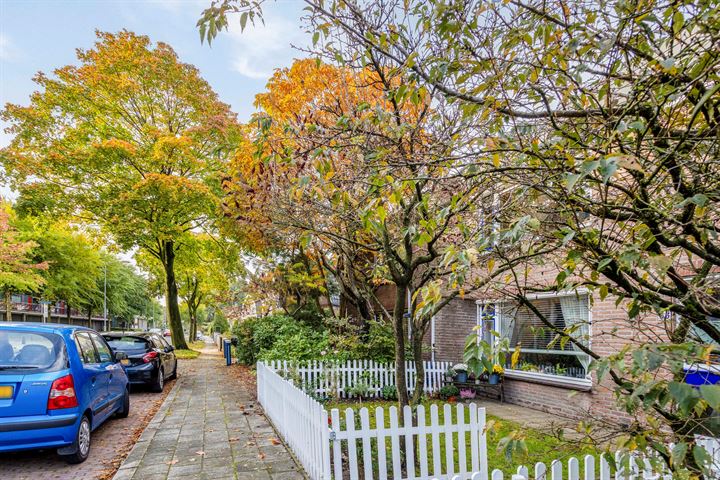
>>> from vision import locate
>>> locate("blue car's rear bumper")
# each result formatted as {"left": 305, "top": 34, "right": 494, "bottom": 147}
{"left": 0, "top": 412, "right": 79, "bottom": 452}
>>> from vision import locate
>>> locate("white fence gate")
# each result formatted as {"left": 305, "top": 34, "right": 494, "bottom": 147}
{"left": 267, "top": 359, "right": 453, "bottom": 399}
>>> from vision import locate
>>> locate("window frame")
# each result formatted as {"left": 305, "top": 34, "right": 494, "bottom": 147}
{"left": 75, "top": 331, "right": 101, "bottom": 365}
{"left": 476, "top": 290, "right": 593, "bottom": 391}
{"left": 88, "top": 332, "right": 114, "bottom": 363}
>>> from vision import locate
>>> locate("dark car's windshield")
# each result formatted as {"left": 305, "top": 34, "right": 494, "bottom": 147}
{"left": 103, "top": 336, "right": 150, "bottom": 353}
{"left": 0, "top": 329, "right": 67, "bottom": 374}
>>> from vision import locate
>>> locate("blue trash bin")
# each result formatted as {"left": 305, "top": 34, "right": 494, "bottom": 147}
{"left": 684, "top": 365, "right": 720, "bottom": 386}
{"left": 223, "top": 339, "right": 232, "bottom": 366}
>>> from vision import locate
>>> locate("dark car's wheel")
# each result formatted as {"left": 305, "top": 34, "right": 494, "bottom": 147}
{"left": 116, "top": 388, "right": 130, "bottom": 418}
{"left": 151, "top": 367, "right": 164, "bottom": 393}
{"left": 60, "top": 414, "right": 91, "bottom": 464}
{"left": 168, "top": 363, "right": 177, "bottom": 381}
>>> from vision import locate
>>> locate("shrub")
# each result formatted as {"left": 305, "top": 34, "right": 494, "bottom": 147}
{"left": 232, "top": 313, "right": 330, "bottom": 364}
{"left": 439, "top": 385, "right": 460, "bottom": 400}
{"left": 346, "top": 373, "right": 374, "bottom": 400}
{"left": 232, "top": 312, "right": 398, "bottom": 365}
{"left": 380, "top": 385, "right": 398, "bottom": 401}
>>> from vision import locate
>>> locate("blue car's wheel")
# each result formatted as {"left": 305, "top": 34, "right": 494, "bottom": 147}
{"left": 60, "top": 414, "right": 91, "bottom": 464}
{"left": 116, "top": 388, "right": 130, "bottom": 418}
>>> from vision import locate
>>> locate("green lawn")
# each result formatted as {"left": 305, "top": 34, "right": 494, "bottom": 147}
{"left": 327, "top": 399, "right": 595, "bottom": 474}
{"left": 174, "top": 348, "right": 201, "bottom": 359}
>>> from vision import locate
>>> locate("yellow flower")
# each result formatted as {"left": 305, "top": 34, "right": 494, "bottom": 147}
{"left": 492, "top": 364, "right": 504, "bottom": 374}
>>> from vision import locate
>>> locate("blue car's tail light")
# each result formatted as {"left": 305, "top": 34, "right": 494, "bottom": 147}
{"left": 48, "top": 374, "right": 78, "bottom": 410}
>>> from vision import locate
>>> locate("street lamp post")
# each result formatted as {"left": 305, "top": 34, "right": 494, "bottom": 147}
{"left": 103, "top": 264, "right": 108, "bottom": 332}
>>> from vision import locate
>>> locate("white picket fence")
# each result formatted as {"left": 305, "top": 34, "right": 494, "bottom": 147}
{"left": 267, "top": 359, "right": 453, "bottom": 399}
{"left": 257, "top": 361, "right": 331, "bottom": 479}
{"left": 258, "top": 360, "right": 720, "bottom": 480}
{"left": 258, "top": 361, "right": 488, "bottom": 480}
{"left": 330, "top": 402, "right": 488, "bottom": 480}
{"left": 489, "top": 453, "right": 671, "bottom": 480}
{"left": 440, "top": 446, "right": 720, "bottom": 480}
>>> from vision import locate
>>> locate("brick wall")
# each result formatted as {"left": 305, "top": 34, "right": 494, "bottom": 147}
{"left": 429, "top": 298, "right": 476, "bottom": 362}
{"left": 502, "top": 379, "right": 593, "bottom": 418}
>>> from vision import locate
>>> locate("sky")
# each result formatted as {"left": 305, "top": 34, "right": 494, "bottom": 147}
{"left": 0, "top": 0, "right": 311, "bottom": 199}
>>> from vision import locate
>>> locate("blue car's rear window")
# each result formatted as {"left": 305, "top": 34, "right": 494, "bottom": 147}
{"left": 0, "top": 330, "right": 67, "bottom": 374}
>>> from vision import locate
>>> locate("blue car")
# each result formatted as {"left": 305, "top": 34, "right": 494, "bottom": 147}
{"left": 0, "top": 323, "right": 130, "bottom": 463}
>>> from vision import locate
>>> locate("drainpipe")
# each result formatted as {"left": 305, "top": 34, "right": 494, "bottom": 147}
{"left": 430, "top": 315, "right": 436, "bottom": 362}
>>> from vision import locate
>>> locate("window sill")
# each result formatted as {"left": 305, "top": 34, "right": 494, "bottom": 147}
{"left": 505, "top": 369, "right": 593, "bottom": 391}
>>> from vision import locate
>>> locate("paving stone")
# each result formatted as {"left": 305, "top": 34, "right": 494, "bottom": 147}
{"left": 111, "top": 348, "right": 303, "bottom": 480}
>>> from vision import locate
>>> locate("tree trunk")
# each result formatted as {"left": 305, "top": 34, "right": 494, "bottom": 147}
{"left": 393, "top": 284, "right": 409, "bottom": 409}
{"left": 66, "top": 303, "right": 71, "bottom": 325}
{"left": 188, "top": 306, "right": 197, "bottom": 343}
{"left": 161, "top": 241, "right": 189, "bottom": 350}
{"left": 4, "top": 291, "right": 11, "bottom": 322}
{"left": 411, "top": 325, "right": 426, "bottom": 405}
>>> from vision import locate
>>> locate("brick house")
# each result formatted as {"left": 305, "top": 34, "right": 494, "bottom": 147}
{"left": 425, "top": 262, "right": 669, "bottom": 422}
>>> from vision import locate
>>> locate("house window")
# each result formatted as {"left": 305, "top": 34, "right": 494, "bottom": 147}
{"left": 688, "top": 316, "right": 720, "bottom": 347}
{"left": 480, "top": 294, "right": 591, "bottom": 380}
{"left": 477, "top": 303, "right": 496, "bottom": 345}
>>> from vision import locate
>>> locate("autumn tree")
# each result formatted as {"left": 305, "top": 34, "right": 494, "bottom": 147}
{"left": 1, "top": 31, "right": 239, "bottom": 349}
{"left": 223, "top": 58, "right": 543, "bottom": 408}
{"left": 0, "top": 202, "right": 46, "bottom": 321}
{"left": 202, "top": 0, "right": 720, "bottom": 475}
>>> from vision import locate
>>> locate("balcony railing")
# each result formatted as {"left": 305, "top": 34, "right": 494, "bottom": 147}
{"left": 9, "top": 302, "right": 106, "bottom": 321}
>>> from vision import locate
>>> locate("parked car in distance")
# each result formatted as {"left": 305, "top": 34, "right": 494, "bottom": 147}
{"left": 0, "top": 323, "right": 129, "bottom": 463}
{"left": 102, "top": 332, "right": 177, "bottom": 393}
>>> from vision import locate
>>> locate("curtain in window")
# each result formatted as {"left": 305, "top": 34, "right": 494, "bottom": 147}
{"left": 559, "top": 295, "right": 590, "bottom": 370}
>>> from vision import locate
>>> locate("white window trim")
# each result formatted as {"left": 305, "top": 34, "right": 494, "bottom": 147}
{"left": 504, "top": 369, "right": 593, "bottom": 391}
{"left": 475, "top": 291, "right": 593, "bottom": 390}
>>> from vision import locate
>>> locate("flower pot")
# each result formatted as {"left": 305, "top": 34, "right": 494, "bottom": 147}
{"left": 455, "top": 372, "right": 468, "bottom": 383}
{"left": 489, "top": 373, "right": 500, "bottom": 385}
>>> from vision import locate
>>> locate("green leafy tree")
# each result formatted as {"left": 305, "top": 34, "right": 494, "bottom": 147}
{"left": 101, "top": 255, "right": 153, "bottom": 329}
{"left": 1, "top": 31, "right": 239, "bottom": 349}
{"left": 21, "top": 219, "right": 102, "bottom": 321}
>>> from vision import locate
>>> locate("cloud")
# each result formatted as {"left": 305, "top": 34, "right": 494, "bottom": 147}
{"left": 224, "top": 8, "right": 309, "bottom": 80}
{"left": 0, "top": 33, "right": 21, "bottom": 61}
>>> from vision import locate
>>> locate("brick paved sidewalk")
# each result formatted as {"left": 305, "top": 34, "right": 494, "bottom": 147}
{"left": 112, "top": 349, "right": 303, "bottom": 480}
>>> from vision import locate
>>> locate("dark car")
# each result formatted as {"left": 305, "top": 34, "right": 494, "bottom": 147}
{"left": 101, "top": 332, "right": 177, "bottom": 393}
